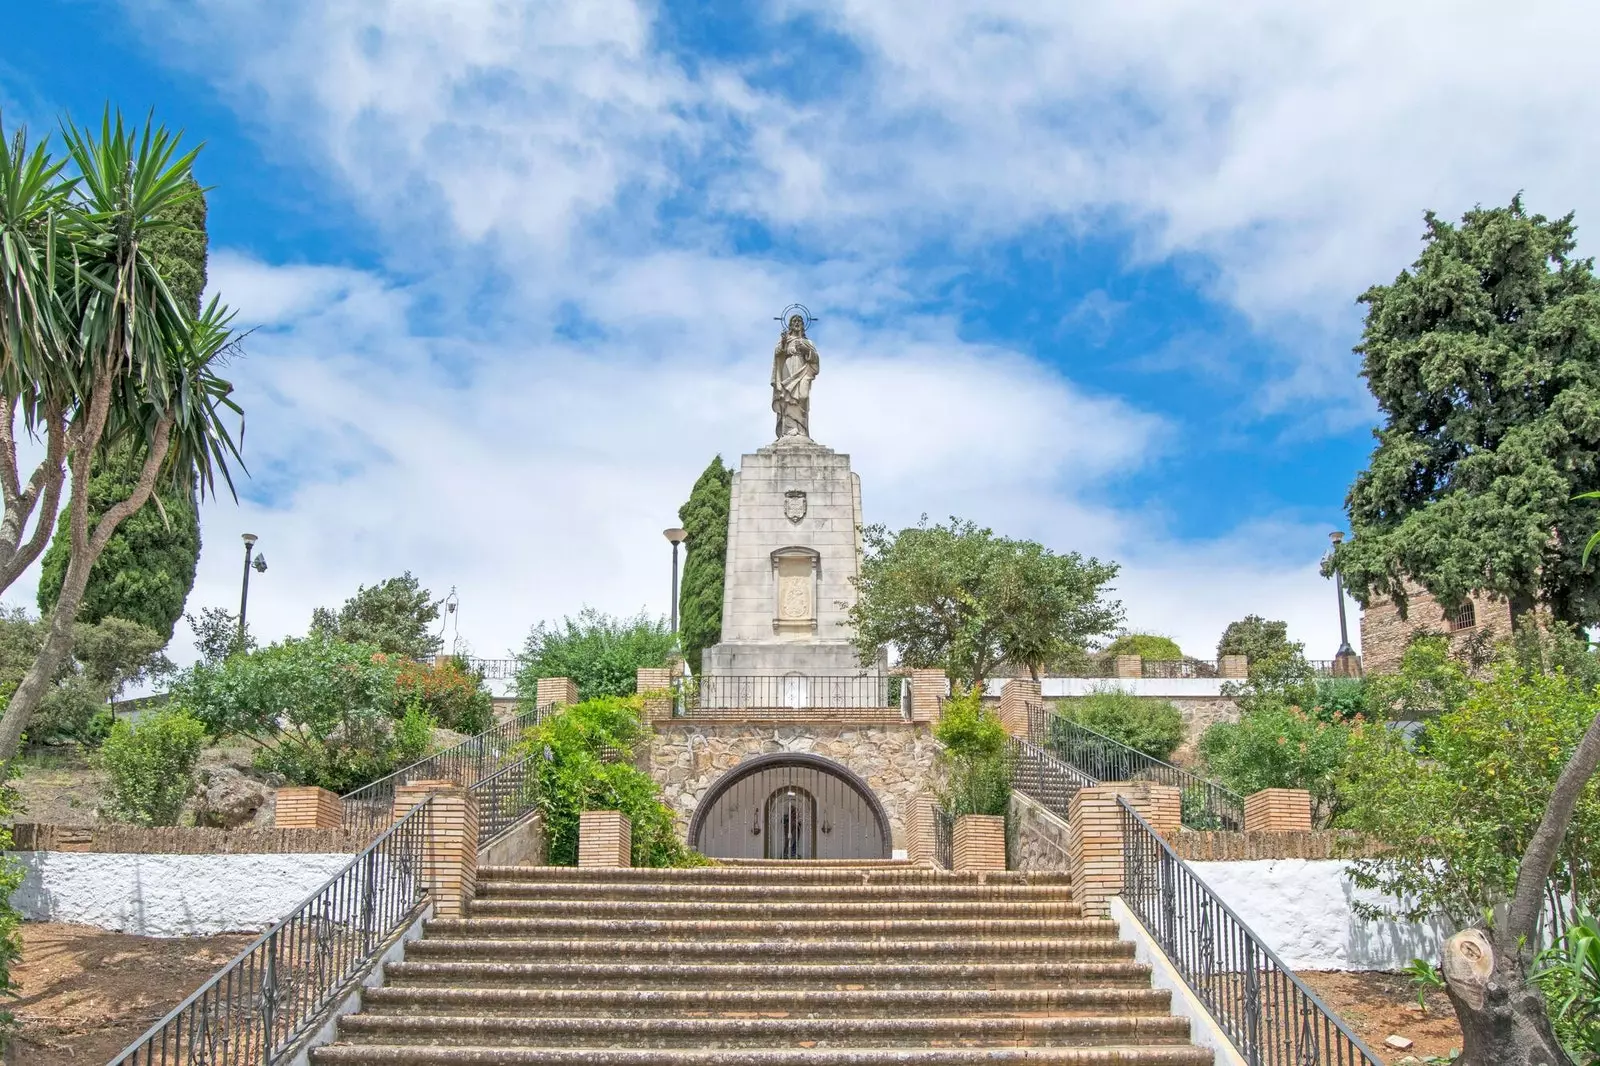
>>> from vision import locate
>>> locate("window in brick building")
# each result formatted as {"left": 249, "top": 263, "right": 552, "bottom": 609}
{"left": 1449, "top": 601, "right": 1477, "bottom": 632}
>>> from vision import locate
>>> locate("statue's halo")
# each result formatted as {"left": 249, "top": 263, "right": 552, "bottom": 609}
{"left": 775, "top": 303, "right": 817, "bottom": 329}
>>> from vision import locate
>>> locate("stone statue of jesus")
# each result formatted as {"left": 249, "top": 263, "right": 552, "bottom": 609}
{"left": 771, "top": 314, "right": 819, "bottom": 439}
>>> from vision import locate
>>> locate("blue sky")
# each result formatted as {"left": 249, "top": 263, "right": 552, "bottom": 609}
{"left": 6, "top": 0, "right": 1599, "bottom": 665}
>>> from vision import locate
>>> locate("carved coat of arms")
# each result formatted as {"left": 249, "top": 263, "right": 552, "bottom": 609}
{"left": 784, "top": 490, "right": 807, "bottom": 524}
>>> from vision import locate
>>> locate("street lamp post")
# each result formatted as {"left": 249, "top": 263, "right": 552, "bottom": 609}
{"left": 239, "top": 533, "right": 268, "bottom": 636}
{"left": 1328, "top": 531, "right": 1358, "bottom": 676}
{"left": 663, "top": 527, "right": 688, "bottom": 635}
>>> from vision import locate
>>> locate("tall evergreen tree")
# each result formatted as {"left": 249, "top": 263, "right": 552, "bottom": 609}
{"left": 1332, "top": 197, "right": 1600, "bottom": 627}
{"left": 677, "top": 456, "right": 732, "bottom": 674}
{"left": 36, "top": 177, "right": 209, "bottom": 644}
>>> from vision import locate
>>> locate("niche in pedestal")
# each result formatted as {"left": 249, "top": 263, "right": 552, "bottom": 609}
{"left": 771, "top": 546, "right": 819, "bottom": 636}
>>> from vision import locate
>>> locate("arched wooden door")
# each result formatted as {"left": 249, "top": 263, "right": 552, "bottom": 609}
{"left": 689, "top": 754, "right": 891, "bottom": 861}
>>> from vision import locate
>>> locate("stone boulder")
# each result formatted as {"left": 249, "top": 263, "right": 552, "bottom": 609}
{"left": 193, "top": 767, "right": 272, "bottom": 829}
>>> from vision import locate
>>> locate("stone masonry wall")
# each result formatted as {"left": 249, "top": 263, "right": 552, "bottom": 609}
{"left": 1009, "top": 790, "right": 1073, "bottom": 872}
{"left": 1359, "top": 578, "right": 1513, "bottom": 675}
{"left": 650, "top": 721, "right": 940, "bottom": 851}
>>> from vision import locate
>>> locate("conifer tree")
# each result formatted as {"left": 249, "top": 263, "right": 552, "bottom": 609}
{"left": 677, "top": 456, "right": 732, "bottom": 674}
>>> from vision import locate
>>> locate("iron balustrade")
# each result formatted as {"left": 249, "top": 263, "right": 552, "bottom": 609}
{"left": 1029, "top": 706, "right": 1244, "bottom": 831}
{"left": 1119, "top": 800, "right": 1381, "bottom": 1066}
{"left": 932, "top": 807, "right": 954, "bottom": 870}
{"left": 341, "top": 707, "right": 539, "bottom": 832}
{"left": 1304, "top": 660, "right": 1339, "bottom": 676}
{"left": 110, "top": 800, "right": 433, "bottom": 1066}
{"left": 422, "top": 656, "right": 521, "bottom": 680}
{"left": 1009, "top": 734, "right": 1094, "bottom": 820}
{"left": 678, "top": 674, "right": 899, "bottom": 714}
{"left": 470, "top": 755, "right": 538, "bottom": 844}
{"left": 1141, "top": 658, "right": 1220, "bottom": 679}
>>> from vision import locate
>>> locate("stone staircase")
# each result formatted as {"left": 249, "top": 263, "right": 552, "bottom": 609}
{"left": 311, "top": 863, "right": 1211, "bottom": 1066}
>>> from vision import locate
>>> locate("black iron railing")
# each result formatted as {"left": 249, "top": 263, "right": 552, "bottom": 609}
{"left": 341, "top": 707, "right": 538, "bottom": 832}
{"left": 470, "top": 755, "right": 538, "bottom": 844}
{"left": 1141, "top": 657, "right": 1220, "bottom": 679}
{"left": 1030, "top": 706, "right": 1244, "bottom": 831}
{"left": 110, "top": 799, "right": 433, "bottom": 1065}
{"left": 679, "top": 674, "right": 898, "bottom": 713}
{"left": 932, "top": 807, "right": 954, "bottom": 870}
{"left": 433, "top": 656, "right": 521, "bottom": 680}
{"left": 1010, "top": 735, "right": 1094, "bottom": 820}
{"left": 1119, "top": 800, "right": 1380, "bottom": 1065}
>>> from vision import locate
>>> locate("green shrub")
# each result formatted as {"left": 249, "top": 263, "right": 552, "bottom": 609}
{"left": 933, "top": 688, "right": 1013, "bottom": 817}
{"left": 1061, "top": 689, "right": 1185, "bottom": 760}
{"left": 516, "top": 608, "right": 674, "bottom": 704}
{"left": 0, "top": 777, "right": 23, "bottom": 1046}
{"left": 1311, "top": 677, "right": 1368, "bottom": 722}
{"left": 1199, "top": 702, "right": 1352, "bottom": 825}
{"left": 1102, "top": 633, "right": 1183, "bottom": 660}
{"left": 98, "top": 710, "right": 207, "bottom": 825}
{"left": 516, "top": 695, "right": 703, "bottom": 867}
{"left": 167, "top": 635, "right": 431, "bottom": 792}
{"left": 1535, "top": 913, "right": 1600, "bottom": 1063}
{"left": 397, "top": 657, "right": 494, "bottom": 734}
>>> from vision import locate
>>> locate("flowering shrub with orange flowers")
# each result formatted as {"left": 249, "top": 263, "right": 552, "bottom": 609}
{"left": 394, "top": 656, "right": 495, "bottom": 735}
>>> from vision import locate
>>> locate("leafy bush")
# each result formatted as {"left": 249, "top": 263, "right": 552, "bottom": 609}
{"left": 1216, "top": 614, "right": 1303, "bottom": 665}
{"left": 516, "top": 608, "right": 674, "bottom": 703}
{"left": 0, "top": 777, "right": 23, "bottom": 1046}
{"left": 309, "top": 571, "right": 442, "bottom": 659}
{"left": 0, "top": 610, "right": 170, "bottom": 748}
{"left": 1535, "top": 913, "right": 1600, "bottom": 1063}
{"left": 1060, "top": 689, "right": 1185, "bottom": 760}
{"left": 1336, "top": 662, "right": 1600, "bottom": 926}
{"left": 397, "top": 657, "right": 493, "bottom": 734}
{"left": 1199, "top": 702, "right": 1353, "bottom": 824}
{"left": 1311, "top": 677, "right": 1368, "bottom": 722}
{"left": 1102, "top": 632, "right": 1183, "bottom": 660}
{"left": 98, "top": 710, "right": 207, "bottom": 825}
{"left": 168, "top": 635, "right": 431, "bottom": 793}
{"left": 516, "top": 695, "right": 703, "bottom": 867}
{"left": 1364, "top": 635, "right": 1473, "bottom": 722}
{"left": 933, "top": 688, "right": 1013, "bottom": 817}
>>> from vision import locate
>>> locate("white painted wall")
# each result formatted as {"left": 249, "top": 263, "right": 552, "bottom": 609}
{"left": 988, "top": 677, "right": 1232, "bottom": 698}
{"left": 1190, "top": 859, "right": 1449, "bottom": 971}
{"left": 13, "top": 852, "right": 355, "bottom": 937}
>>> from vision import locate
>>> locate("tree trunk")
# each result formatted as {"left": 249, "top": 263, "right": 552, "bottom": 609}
{"left": 1443, "top": 928, "right": 1573, "bottom": 1066}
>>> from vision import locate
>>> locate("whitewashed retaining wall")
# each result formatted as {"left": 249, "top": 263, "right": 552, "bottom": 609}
{"left": 13, "top": 852, "right": 354, "bottom": 936}
{"left": 1189, "top": 859, "right": 1450, "bottom": 972}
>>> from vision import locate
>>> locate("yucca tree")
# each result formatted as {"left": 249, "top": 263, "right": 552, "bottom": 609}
{"left": 0, "top": 120, "right": 72, "bottom": 593}
{"left": 0, "top": 110, "right": 243, "bottom": 762}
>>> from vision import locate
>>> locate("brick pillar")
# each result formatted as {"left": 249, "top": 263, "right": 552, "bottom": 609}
{"left": 390, "top": 780, "right": 478, "bottom": 919}
{"left": 905, "top": 799, "right": 938, "bottom": 867}
{"left": 1219, "top": 654, "right": 1248, "bottom": 679}
{"left": 536, "top": 676, "right": 579, "bottom": 713}
{"left": 909, "top": 669, "right": 948, "bottom": 722}
{"left": 1113, "top": 655, "right": 1142, "bottom": 679}
{"left": 997, "top": 678, "right": 1040, "bottom": 737}
{"left": 579, "top": 810, "right": 632, "bottom": 867}
{"left": 1066, "top": 782, "right": 1179, "bottom": 916}
{"left": 1332, "top": 650, "right": 1362, "bottom": 678}
{"left": 274, "top": 786, "right": 343, "bottom": 829}
{"left": 953, "top": 815, "right": 1006, "bottom": 871}
{"left": 637, "top": 666, "right": 673, "bottom": 719}
{"left": 1243, "top": 788, "right": 1313, "bottom": 832}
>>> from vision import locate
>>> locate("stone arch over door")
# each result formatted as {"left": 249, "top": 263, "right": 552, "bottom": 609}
{"left": 688, "top": 752, "right": 892, "bottom": 861}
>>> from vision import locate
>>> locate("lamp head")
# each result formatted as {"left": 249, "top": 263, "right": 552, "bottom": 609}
{"left": 663, "top": 527, "right": 688, "bottom": 545}
{"left": 1328, "top": 530, "right": 1345, "bottom": 546}
{"left": 242, "top": 533, "right": 259, "bottom": 547}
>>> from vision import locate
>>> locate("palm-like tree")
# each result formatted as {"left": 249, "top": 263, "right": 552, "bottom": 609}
{"left": 0, "top": 109, "right": 243, "bottom": 762}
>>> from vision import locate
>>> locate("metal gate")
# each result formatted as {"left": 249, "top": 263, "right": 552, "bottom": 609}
{"left": 689, "top": 755, "right": 890, "bottom": 861}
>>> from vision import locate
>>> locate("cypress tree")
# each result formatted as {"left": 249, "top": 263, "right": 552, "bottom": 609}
{"left": 37, "top": 179, "right": 208, "bottom": 644}
{"left": 677, "top": 456, "right": 733, "bottom": 675}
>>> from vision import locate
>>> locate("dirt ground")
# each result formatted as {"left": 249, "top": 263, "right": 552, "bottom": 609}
{"left": 1300, "top": 970, "right": 1463, "bottom": 1063}
{"left": 7, "top": 922, "right": 255, "bottom": 1066}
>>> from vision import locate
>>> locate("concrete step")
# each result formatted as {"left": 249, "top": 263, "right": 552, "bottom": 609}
{"left": 473, "top": 880, "right": 1074, "bottom": 903}
{"left": 421, "top": 916, "right": 1118, "bottom": 941}
{"left": 359, "top": 985, "right": 1176, "bottom": 1018}
{"left": 402, "top": 936, "right": 1136, "bottom": 964}
{"left": 312, "top": 1045, "right": 1215, "bottom": 1065}
{"left": 380, "top": 959, "right": 1158, "bottom": 991}
{"left": 464, "top": 898, "right": 1084, "bottom": 920}
{"left": 333, "top": 1013, "right": 1195, "bottom": 1049}
{"left": 477, "top": 865, "right": 1073, "bottom": 887}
